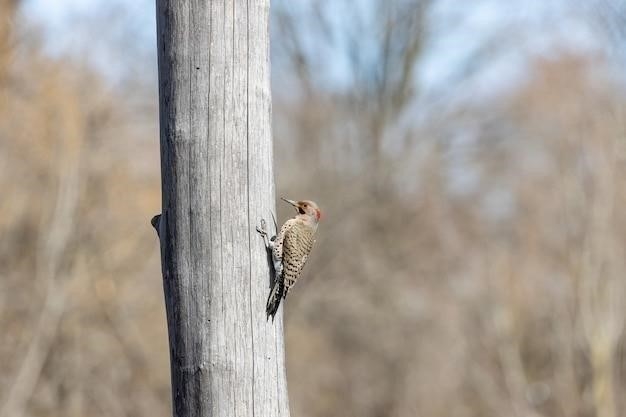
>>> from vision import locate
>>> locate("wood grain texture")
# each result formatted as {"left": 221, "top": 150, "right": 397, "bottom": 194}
{"left": 155, "top": 1, "right": 290, "bottom": 416}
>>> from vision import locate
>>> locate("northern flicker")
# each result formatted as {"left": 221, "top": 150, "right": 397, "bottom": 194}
{"left": 256, "top": 197, "right": 322, "bottom": 319}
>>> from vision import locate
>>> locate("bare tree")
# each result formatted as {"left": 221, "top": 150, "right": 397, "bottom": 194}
{"left": 153, "top": 1, "right": 289, "bottom": 417}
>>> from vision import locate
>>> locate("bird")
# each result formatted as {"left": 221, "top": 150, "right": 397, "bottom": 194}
{"left": 257, "top": 197, "right": 321, "bottom": 320}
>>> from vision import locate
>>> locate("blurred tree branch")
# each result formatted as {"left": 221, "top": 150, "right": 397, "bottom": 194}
{"left": 0, "top": 123, "right": 83, "bottom": 417}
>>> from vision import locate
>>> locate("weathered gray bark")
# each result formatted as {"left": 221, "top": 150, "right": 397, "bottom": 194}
{"left": 154, "top": 1, "right": 290, "bottom": 417}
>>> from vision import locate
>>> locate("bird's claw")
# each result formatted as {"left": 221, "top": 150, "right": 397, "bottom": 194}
{"left": 257, "top": 217, "right": 278, "bottom": 254}
{"left": 256, "top": 218, "right": 268, "bottom": 236}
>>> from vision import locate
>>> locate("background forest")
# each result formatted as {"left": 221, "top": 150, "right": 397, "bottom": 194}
{"left": 2, "top": 1, "right": 626, "bottom": 416}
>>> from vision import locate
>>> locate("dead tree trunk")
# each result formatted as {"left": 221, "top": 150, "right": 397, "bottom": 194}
{"left": 154, "top": 1, "right": 290, "bottom": 416}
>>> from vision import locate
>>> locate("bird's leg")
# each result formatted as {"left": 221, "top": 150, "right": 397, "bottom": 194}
{"left": 256, "top": 218, "right": 273, "bottom": 250}
{"left": 257, "top": 217, "right": 283, "bottom": 286}
{"left": 266, "top": 212, "right": 283, "bottom": 277}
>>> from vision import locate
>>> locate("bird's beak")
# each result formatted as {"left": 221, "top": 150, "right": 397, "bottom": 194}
{"left": 280, "top": 197, "right": 299, "bottom": 208}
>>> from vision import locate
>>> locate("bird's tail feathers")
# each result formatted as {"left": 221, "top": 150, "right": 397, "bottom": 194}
{"left": 266, "top": 278, "right": 285, "bottom": 321}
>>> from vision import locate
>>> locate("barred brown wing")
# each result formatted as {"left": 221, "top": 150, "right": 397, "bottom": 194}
{"left": 282, "top": 222, "right": 315, "bottom": 295}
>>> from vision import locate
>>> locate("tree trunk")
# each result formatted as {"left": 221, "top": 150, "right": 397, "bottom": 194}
{"left": 154, "top": 1, "right": 290, "bottom": 416}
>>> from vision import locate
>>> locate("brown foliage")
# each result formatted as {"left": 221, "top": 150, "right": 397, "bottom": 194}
{"left": 2, "top": 4, "right": 626, "bottom": 417}
{"left": 277, "top": 55, "right": 626, "bottom": 417}
{"left": 0, "top": 14, "right": 166, "bottom": 417}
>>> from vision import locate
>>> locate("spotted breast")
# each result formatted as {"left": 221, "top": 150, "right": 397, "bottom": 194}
{"left": 280, "top": 220, "right": 315, "bottom": 296}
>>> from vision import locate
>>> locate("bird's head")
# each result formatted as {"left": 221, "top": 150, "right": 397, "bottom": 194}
{"left": 281, "top": 197, "right": 322, "bottom": 224}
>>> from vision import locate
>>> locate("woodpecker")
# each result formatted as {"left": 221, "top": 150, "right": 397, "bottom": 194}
{"left": 257, "top": 197, "right": 322, "bottom": 319}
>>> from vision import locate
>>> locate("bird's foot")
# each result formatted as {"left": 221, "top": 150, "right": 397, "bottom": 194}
{"left": 257, "top": 218, "right": 276, "bottom": 250}
{"left": 256, "top": 218, "right": 268, "bottom": 236}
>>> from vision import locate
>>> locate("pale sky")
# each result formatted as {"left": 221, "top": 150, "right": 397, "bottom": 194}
{"left": 21, "top": 0, "right": 615, "bottom": 96}
{"left": 22, "top": 0, "right": 156, "bottom": 83}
